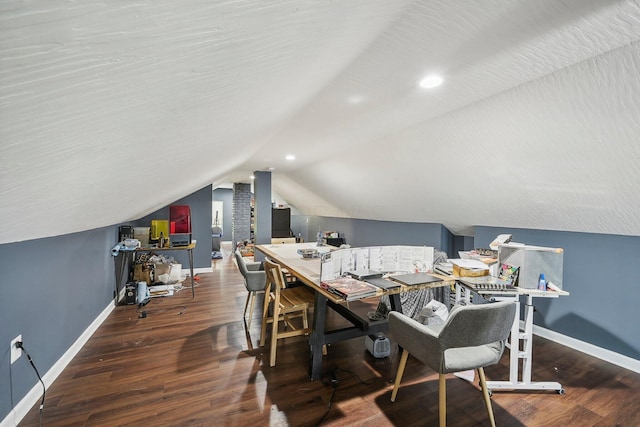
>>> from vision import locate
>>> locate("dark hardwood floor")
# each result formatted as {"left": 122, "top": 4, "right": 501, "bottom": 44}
{"left": 19, "top": 244, "right": 640, "bottom": 426}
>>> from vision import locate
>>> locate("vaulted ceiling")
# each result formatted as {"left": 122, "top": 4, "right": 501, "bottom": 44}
{"left": 2, "top": 0, "right": 640, "bottom": 244}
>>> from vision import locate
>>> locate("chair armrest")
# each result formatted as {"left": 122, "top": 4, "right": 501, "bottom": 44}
{"left": 389, "top": 311, "right": 440, "bottom": 340}
{"left": 244, "top": 270, "right": 267, "bottom": 291}
{"left": 389, "top": 311, "right": 443, "bottom": 368}
{"left": 246, "top": 262, "right": 263, "bottom": 271}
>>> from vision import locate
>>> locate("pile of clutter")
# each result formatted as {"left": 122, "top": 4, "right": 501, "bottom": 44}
{"left": 130, "top": 253, "right": 187, "bottom": 304}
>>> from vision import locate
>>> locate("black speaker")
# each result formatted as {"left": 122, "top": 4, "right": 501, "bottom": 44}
{"left": 119, "top": 225, "right": 134, "bottom": 242}
{"left": 125, "top": 283, "right": 136, "bottom": 305}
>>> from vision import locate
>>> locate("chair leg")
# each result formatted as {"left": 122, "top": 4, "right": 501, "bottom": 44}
{"left": 247, "top": 292, "right": 256, "bottom": 327}
{"left": 391, "top": 349, "right": 409, "bottom": 402}
{"left": 478, "top": 367, "right": 496, "bottom": 427}
{"left": 269, "top": 303, "right": 280, "bottom": 367}
{"left": 302, "top": 308, "right": 309, "bottom": 329}
{"left": 243, "top": 292, "right": 251, "bottom": 319}
{"left": 439, "top": 373, "right": 446, "bottom": 427}
{"left": 260, "top": 293, "right": 271, "bottom": 347}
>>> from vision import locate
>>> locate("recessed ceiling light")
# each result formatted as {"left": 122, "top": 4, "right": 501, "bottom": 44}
{"left": 250, "top": 175, "right": 255, "bottom": 180}
{"left": 419, "top": 75, "right": 443, "bottom": 89}
{"left": 347, "top": 95, "right": 364, "bottom": 105}
{"left": 285, "top": 154, "right": 296, "bottom": 161}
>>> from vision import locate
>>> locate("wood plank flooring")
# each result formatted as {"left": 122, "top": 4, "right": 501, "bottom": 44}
{"left": 19, "top": 244, "right": 640, "bottom": 426}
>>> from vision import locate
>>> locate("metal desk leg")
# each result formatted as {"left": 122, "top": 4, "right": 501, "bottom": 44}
{"left": 188, "top": 248, "right": 195, "bottom": 298}
{"left": 486, "top": 294, "right": 565, "bottom": 394}
{"left": 509, "top": 297, "right": 521, "bottom": 383}
{"left": 114, "top": 252, "right": 131, "bottom": 306}
{"left": 454, "top": 283, "right": 472, "bottom": 305}
{"left": 309, "top": 292, "right": 328, "bottom": 381}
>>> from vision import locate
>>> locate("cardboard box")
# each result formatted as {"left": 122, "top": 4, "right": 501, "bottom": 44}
{"left": 133, "top": 264, "right": 152, "bottom": 284}
{"left": 452, "top": 264, "right": 489, "bottom": 277}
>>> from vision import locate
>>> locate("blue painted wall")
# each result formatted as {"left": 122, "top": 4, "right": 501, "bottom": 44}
{"left": 133, "top": 185, "right": 213, "bottom": 268}
{"left": 0, "top": 227, "right": 117, "bottom": 421}
{"left": 0, "top": 185, "right": 212, "bottom": 423}
{"left": 475, "top": 226, "right": 639, "bottom": 360}
{"left": 291, "top": 215, "right": 454, "bottom": 258}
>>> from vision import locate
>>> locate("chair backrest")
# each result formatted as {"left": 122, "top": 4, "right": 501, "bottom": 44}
{"left": 263, "top": 259, "right": 286, "bottom": 292}
{"left": 234, "top": 250, "right": 250, "bottom": 277}
{"left": 235, "top": 250, "right": 267, "bottom": 293}
{"left": 437, "top": 301, "right": 516, "bottom": 350}
{"left": 271, "top": 237, "right": 296, "bottom": 244}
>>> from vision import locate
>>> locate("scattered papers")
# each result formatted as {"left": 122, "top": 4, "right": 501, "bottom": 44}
{"left": 320, "top": 245, "right": 435, "bottom": 282}
{"left": 489, "top": 234, "right": 512, "bottom": 250}
{"left": 448, "top": 259, "right": 489, "bottom": 270}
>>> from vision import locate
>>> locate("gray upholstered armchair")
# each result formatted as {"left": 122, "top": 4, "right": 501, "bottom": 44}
{"left": 389, "top": 300, "right": 517, "bottom": 427}
{"left": 234, "top": 250, "right": 266, "bottom": 327}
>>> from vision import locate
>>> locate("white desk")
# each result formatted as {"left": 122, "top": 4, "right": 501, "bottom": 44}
{"left": 456, "top": 283, "right": 569, "bottom": 394}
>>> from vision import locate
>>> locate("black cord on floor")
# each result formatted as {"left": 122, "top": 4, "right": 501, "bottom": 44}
{"left": 316, "top": 371, "right": 338, "bottom": 426}
{"left": 335, "top": 367, "right": 376, "bottom": 386}
{"left": 315, "top": 364, "right": 386, "bottom": 426}
{"left": 135, "top": 299, "right": 187, "bottom": 318}
{"left": 17, "top": 342, "right": 45, "bottom": 426}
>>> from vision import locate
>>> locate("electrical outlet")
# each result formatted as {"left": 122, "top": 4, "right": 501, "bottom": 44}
{"left": 10, "top": 335, "right": 22, "bottom": 364}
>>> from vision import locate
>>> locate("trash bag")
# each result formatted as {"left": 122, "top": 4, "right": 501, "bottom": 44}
{"left": 416, "top": 300, "right": 449, "bottom": 326}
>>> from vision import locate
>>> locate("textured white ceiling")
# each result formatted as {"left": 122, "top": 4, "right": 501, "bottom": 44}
{"left": 1, "top": 0, "right": 640, "bottom": 244}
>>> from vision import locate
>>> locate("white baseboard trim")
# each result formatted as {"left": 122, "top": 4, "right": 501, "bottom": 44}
{"left": 184, "top": 267, "right": 213, "bottom": 275}
{"left": 1, "top": 302, "right": 115, "bottom": 427}
{"left": 525, "top": 321, "right": 640, "bottom": 374}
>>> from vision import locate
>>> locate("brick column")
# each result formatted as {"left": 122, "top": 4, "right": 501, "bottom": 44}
{"left": 232, "top": 183, "right": 252, "bottom": 250}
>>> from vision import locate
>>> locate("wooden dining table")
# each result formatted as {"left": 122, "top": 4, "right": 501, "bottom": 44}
{"left": 255, "top": 242, "right": 454, "bottom": 380}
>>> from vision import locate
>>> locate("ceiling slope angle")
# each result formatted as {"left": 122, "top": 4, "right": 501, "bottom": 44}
{"left": 272, "top": 0, "right": 640, "bottom": 237}
{"left": 2, "top": 1, "right": 640, "bottom": 243}
{"left": 0, "top": 1, "right": 412, "bottom": 244}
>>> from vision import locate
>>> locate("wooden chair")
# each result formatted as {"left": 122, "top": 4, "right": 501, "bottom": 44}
{"left": 389, "top": 301, "right": 517, "bottom": 427}
{"left": 260, "top": 259, "right": 315, "bottom": 367}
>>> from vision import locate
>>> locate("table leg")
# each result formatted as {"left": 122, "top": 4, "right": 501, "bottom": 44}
{"left": 309, "top": 292, "right": 328, "bottom": 381}
{"left": 389, "top": 293, "right": 402, "bottom": 313}
{"left": 389, "top": 292, "right": 405, "bottom": 352}
{"left": 188, "top": 248, "right": 195, "bottom": 298}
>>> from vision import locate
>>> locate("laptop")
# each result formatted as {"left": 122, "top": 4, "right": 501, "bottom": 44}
{"left": 347, "top": 270, "right": 384, "bottom": 281}
{"left": 364, "top": 277, "right": 401, "bottom": 290}
{"left": 388, "top": 272, "right": 444, "bottom": 286}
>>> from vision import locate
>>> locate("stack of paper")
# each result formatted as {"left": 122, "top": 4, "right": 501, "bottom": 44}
{"left": 148, "top": 284, "right": 175, "bottom": 297}
{"left": 321, "top": 277, "right": 378, "bottom": 301}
